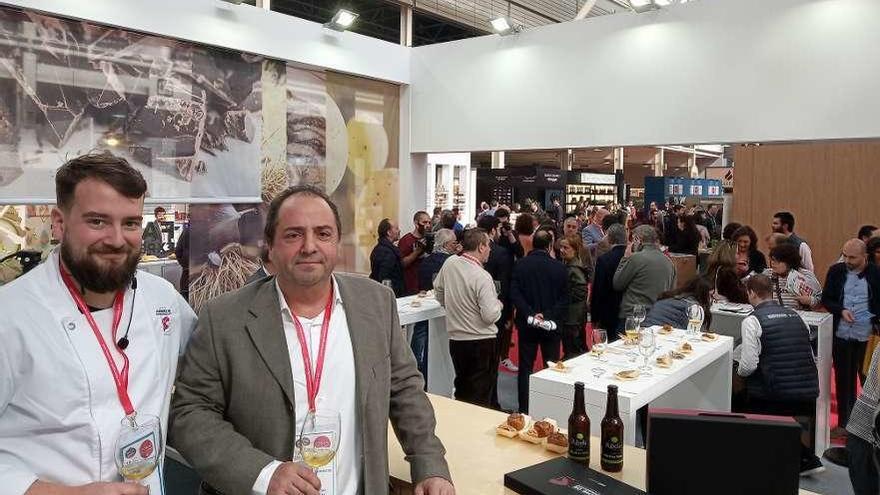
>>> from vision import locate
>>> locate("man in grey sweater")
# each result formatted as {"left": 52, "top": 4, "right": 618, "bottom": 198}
{"left": 612, "top": 225, "right": 676, "bottom": 332}
{"left": 435, "top": 228, "right": 503, "bottom": 407}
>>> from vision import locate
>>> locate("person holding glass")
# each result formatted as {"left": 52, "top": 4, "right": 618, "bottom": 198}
{"left": 0, "top": 153, "right": 197, "bottom": 495}
{"left": 762, "top": 243, "right": 822, "bottom": 310}
{"left": 170, "top": 186, "right": 454, "bottom": 495}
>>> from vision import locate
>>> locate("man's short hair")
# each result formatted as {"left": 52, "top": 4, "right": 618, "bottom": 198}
{"left": 858, "top": 225, "right": 878, "bottom": 240}
{"left": 514, "top": 213, "right": 536, "bottom": 236}
{"left": 153, "top": 206, "right": 166, "bottom": 217}
{"left": 494, "top": 207, "right": 511, "bottom": 220}
{"left": 461, "top": 228, "right": 489, "bottom": 252}
{"left": 377, "top": 218, "right": 393, "bottom": 238}
{"left": 490, "top": 200, "right": 499, "bottom": 207}
{"left": 413, "top": 210, "right": 429, "bottom": 223}
{"left": 440, "top": 210, "right": 456, "bottom": 229}
{"left": 633, "top": 224, "right": 658, "bottom": 244}
{"left": 55, "top": 151, "right": 147, "bottom": 211}
{"left": 477, "top": 214, "right": 500, "bottom": 232}
{"left": 773, "top": 211, "right": 796, "bottom": 231}
{"left": 264, "top": 185, "right": 342, "bottom": 245}
{"left": 601, "top": 212, "right": 619, "bottom": 231}
{"left": 606, "top": 224, "right": 627, "bottom": 246}
{"left": 746, "top": 274, "right": 772, "bottom": 299}
{"left": 769, "top": 243, "right": 802, "bottom": 270}
{"left": 433, "top": 228, "right": 456, "bottom": 253}
{"left": 533, "top": 229, "right": 552, "bottom": 250}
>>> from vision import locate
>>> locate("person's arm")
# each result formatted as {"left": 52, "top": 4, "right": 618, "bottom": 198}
{"left": 737, "top": 316, "right": 762, "bottom": 377}
{"left": 434, "top": 264, "right": 446, "bottom": 307}
{"left": 510, "top": 264, "right": 534, "bottom": 318}
{"left": 821, "top": 266, "right": 845, "bottom": 316}
{"left": 374, "top": 248, "right": 397, "bottom": 285}
{"left": 612, "top": 254, "right": 636, "bottom": 291}
{"left": 386, "top": 291, "right": 452, "bottom": 485}
{"left": 476, "top": 273, "right": 503, "bottom": 325}
{"left": 401, "top": 238, "right": 424, "bottom": 269}
{"left": 547, "top": 269, "right": 571, "bottom": 324}
{"left": 800, "top": 243, "right": 815, "bottom": 272}
{"left": 169, "top": 305, "right": 281, "bottom": 495}
{"left": 0, "top": 342, "right": 38, "bottom": 495}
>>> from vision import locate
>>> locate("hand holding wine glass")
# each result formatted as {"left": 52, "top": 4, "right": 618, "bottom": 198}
{"left": 298, "top": 410, "right": 341, "bottom": 472}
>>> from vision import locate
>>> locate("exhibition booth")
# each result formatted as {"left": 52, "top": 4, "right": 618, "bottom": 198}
{"left": 2, "top": 0, "right": 880, "bottom": 494}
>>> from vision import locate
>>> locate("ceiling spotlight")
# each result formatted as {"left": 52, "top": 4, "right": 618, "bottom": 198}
{"left": 654, "top": 0, "right": 672, "bottom": 5}
{"left": 324, "top": 9, "right": 358, "bottom": 31}
{"left": 490, "top": 16, "right": 523, "bottom": 36}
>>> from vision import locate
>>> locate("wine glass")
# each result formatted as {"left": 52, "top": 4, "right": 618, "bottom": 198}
{"left": 624, "top": 317, "right": 638, "bottom": 344}
{"left": 638, "top": 327, "right": 656, "bottom": 375}
{"left": 298, "top": 410, "right": 341, "bottom": 473}
{"left": 633, "top": 304, "right": 646, "bottom": 331}
{"left": 115, "top": 414, "right": 162, "bottom": 484}
{"left": 592, "top": 329, "right": 608, "bottom": 362}
{"left": 687, "top": 304, "right": 705, "bottom": 342}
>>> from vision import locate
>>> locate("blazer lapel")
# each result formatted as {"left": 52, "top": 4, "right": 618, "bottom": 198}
{"left": 335, "top": 275, "right": 382, "bottom": 415}
{"left": 245, "top": 280, "right": 295, "bottom": 407}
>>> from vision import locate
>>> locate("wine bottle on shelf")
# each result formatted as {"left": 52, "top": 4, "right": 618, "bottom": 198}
{"left": 600, "top": 384, "right": 623, "bottom": 472}
{"left": 568, "top": 382, "right": 590, "bottom": 465}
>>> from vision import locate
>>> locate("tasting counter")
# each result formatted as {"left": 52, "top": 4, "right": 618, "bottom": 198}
{"left": 388, "top": 394, "right": 820, "bottom": 495}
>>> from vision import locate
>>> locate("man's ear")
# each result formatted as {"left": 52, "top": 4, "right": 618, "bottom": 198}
{"left": 51, "top": 207, "right": 65, "bottom": 239}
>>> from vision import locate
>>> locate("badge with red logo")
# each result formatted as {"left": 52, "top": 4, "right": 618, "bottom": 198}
{"left": 161, "top": 316, "right": 171, "bottom": 333}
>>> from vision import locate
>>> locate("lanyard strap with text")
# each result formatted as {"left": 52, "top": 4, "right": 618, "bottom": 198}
{"left": 291, "top": 283, "right": 335, "bottom": 412}
{"left": 59, "top": 260, "right": 134, "bottom": 416}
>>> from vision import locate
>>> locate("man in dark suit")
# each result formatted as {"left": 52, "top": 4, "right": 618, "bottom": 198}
{"left": 170, "top": 186, "right": 453, "bottom": 495}
{"left": 369, "top": 218, "right": 405, "bottom": 296}
{"left": 591, "top": 224, "right": 628, "bottom": 339}
{"left": 511, "top": 230, "right": 569, "bottom": 413}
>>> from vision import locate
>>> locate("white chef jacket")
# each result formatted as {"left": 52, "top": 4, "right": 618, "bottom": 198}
{"left": 0, "top": 251, "right": 197, "bottom": 495}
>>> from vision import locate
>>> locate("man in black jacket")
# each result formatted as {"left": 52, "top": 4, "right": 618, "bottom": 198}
{"left": 369, "top": 218, "right": 405, "bottom": 297}
{"left": 511, "top": 230, "right": 569, "bottom": 413}
{"left": 591, "top": 224, "right": 628, "bottom": 340}
{"left": 822, "top": 239, "right": 880, "bottom": 432}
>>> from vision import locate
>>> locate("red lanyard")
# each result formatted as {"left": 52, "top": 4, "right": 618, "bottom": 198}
{"left": 59, "top": 260, "right": 134, "bottom": 416}
{"left": 291, "top": 283, "right": 335, "bottom": 412}
{"left": 461, "top": 253, "right": 483, "bottom": 268}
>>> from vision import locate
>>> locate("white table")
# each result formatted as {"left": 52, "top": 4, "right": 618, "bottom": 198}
{"left": 396, "top": 294, "right": 455, "bottom": 397}
{"left": 529, "top": 327, "right": 733, "bottom": 447}
{"left": 710, "top": 303, "right": 833, "bottom": 457}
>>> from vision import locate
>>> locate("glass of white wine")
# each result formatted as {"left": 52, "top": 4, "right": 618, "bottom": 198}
{"left": 687, "top": 304, "right": 705, "bottom": 342}
{"left": 115, "top": 413, "right": 161, "bottom": 485}
{"left": 298, "top": 410, "right": 341, "bottom": 473}
{"left": 592, "top": 328, "right": 608, "bottom": 362}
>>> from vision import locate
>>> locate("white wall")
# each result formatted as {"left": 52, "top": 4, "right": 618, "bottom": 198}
{"left": 3, "top": 0, "right": 410, "bottom": 84}
{"left": 410, "top": 0, "right": 880, "bottom": 152}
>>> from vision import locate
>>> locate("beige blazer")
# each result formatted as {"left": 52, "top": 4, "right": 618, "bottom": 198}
{"left": 169, "top": 274, "right": 450, "bottom": 494}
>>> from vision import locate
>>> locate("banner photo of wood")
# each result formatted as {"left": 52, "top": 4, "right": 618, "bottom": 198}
{"left": 0, "top": 6, "right": 262, "bottom": 203}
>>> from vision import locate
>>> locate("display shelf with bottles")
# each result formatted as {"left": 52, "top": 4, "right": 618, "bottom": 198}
{"left": 565, "top": 181, "right": 617, "bottom": 208}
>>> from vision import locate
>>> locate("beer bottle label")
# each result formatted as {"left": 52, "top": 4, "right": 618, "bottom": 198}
{"left": 568, "top": 431, "right": 589, "bottom": 461}
{"left": 601, "top": 435, "right": 623, "bottom": 465}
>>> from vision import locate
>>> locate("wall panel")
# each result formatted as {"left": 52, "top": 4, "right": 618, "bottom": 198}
{"left": 731, "top": 142, "right": 880, "bottom": 284}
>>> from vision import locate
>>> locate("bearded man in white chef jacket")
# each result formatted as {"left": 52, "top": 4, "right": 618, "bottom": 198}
{"left": 0, "top": 152, "right": 196, "bottom": 495}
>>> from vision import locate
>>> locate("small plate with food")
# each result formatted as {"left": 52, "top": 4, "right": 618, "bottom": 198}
{"left": 545, "top": 431, "right": 569, "bottom": 454}
{"left": 614, "top": 369, "right": 640, "bottom": 381}
{"left": 655, "top": 354, "right": 673, "bottom": 368}
{"left": 701, "top": 332, "right": 718, "bottom": 342}
{"left": 519, "top": 418, "right": 557, "bottom": 444}
{"left": 658, "top": 324, "right": 674, "bottom": 335}
{"left": 496, "top": 412, "right": 531, "bottom": 438}
{"left": 678, "top": 341, "right": 694, "bottom": 354}
{"left": 547, "top": 360, "right": 571, "bottom": 373}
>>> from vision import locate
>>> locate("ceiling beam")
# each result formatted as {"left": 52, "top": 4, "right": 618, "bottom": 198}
{"left": 575, "top": 0, "right": 599, "bottom": 20}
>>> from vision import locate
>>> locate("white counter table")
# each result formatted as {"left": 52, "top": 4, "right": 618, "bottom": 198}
{"left": 710, "top": 303, "right": 833, "bottom": 457}
{"left": 529, "top": 327, "right": 733, "bottom": 447}
{"left": 396, "top": 293, "right": 455, "bottom": 397}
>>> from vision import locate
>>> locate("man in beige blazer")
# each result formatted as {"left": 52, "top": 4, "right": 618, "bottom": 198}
{"left": 170, "top": 186, "right": 453, "bottom": 495}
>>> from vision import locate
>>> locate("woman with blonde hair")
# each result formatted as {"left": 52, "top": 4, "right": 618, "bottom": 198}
{"left": 558, "top": 234, "right": 593, "bottom": 359}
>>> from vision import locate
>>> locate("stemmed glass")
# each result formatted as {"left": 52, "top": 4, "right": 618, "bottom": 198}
{"left": 687, "top": 304, "right": 705, "bottom": 342}
{"left": 591, "top": 329, "right": 608, "bottom": 362}
{"left": 298, "top": 410, "right": 341, "bottom": 473}
{"left": 633, "top": 304, "right": 646, "bottom": 331}
{"left": 115, "top": 414, "right": 161, "bottom": 485}
{"left": 638, "top": 327, "right": 656, "bottom": 376}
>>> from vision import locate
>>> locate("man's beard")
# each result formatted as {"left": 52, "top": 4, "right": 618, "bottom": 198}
{"left": 61, "top": 240, "right": 139, "bottom": 293}
{"left": 417, "top": 225, "right": 427, "bottom": 236}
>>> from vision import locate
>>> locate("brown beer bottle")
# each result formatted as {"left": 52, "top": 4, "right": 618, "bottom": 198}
{"left": 568, "top": 381, "right": 590, "bottom": 465}
{"left": 600, "top": 384, "right": 624, "bottom": 472}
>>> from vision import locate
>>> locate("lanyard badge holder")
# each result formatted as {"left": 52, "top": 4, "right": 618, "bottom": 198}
{"left": 59, "top": 260, "right": 162, "bottom": 484}
{"left": 291, "top": 284, "right": 342, "bottom": 493}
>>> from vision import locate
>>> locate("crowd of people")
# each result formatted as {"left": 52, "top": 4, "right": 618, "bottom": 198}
{"left": 370, "top": 198, "right": 880, "bottom": 488}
